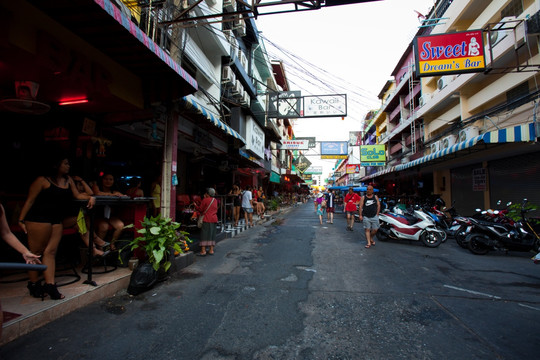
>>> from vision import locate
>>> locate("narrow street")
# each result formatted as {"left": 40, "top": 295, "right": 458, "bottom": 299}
{"left": 1, "top": 203, "right": 539, "bottom": 359}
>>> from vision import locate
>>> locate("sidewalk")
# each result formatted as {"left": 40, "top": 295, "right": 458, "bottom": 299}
{"left": 0, "top": 205, "right": 290, "bottom": 345}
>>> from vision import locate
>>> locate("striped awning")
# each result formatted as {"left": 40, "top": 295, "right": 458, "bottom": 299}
{"left": 362, "top": 166, "right": 396, "bottom": 180}
{"left": 182, "top": 96, "right": 246, "bottom": 144}
{"left": 396, "top": 123, "right": 537, "bottom": 171}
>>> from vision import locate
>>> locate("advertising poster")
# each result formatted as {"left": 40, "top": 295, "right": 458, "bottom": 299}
{"left": 320, "top": 141, "right": 348, "bottom": 159}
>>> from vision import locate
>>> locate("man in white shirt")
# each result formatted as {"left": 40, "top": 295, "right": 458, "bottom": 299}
{"left": 241, "top": 185, "right": 254, "bottom": 226}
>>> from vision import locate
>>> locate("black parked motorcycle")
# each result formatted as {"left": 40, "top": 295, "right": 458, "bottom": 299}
{"left": 467, "top": 200, "right": 540, "bottom": 255}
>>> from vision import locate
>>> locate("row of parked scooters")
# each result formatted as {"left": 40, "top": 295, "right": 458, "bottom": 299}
{"left": 367, "top": 197, "right": 540, "bottom": 258}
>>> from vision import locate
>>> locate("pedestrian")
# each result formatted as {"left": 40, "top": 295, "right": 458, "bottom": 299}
{"left": 316, "top": 193, "right": 326, "bottom": 225}
{"left": 325, "top": 189, "right": 335, "bottom": 224}
{"left": 229, "top": 184, "right": 242, "bottom": 227}
{"left": 195, "top": 188, "right": 218, "bottom": 256}
{"left": 242, "top": 185, "right": 254, "bottom": 227}
{"left": 18, "top": 154, "right": 96, "bottom": 300}
{"left": 358, "top": 185, "right": 381, "bottom": 248}
{"left": 344, "top": 186, "right": 361, "bottom": 231}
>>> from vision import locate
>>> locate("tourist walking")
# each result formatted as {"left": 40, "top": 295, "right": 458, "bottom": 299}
{"left": 316, "top": 193, "right": 326, "bottom": 225}
{"left": 358, "top": 185, "right": 380, "bottom": 248}
{"left": 195, "top": 188, "right": 218, "bottom": 256}
{"left": 325, "top": 189, "right": 335, "bottom": 224}
{"left": 242, "top": 185, "right": 254, "bottom": 227}
{"left": 344, "top": 187, "right": 361, "bottom": 231}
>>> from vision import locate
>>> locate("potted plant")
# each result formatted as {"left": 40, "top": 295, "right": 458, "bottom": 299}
{"left": 123, "top": 215, "right": 192, "bottom": 273}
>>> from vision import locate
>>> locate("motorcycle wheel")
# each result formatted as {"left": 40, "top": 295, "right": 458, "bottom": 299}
{"left": 421, "top": 231, "right": 443, "bottom": 248}
{"left": 455, "top": 225, "right": 469, "bottom": 249}
{"left": 376, "top": 226, "right": 389, "bottom": 241}
{"left": 436, "top": 225, "right": 448, "bottom": 242}
{"left": 467, "top": 234, "right": 490, "bottom": 255}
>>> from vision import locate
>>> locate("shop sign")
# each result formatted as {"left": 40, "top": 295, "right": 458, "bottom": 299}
{"left": 304, "top": 166, "right": 323, "bottom": 174}
{"left": 414, "top": 30, "right": 486, "bottom": 77}
{"left": 280, "top": 139, "right": 310, "bottom": 150}
{"left": 245, "top": 116, "right": 265, "bottom": 159}
{"left": 321, "top": 141, "right": 348, "bottom": 159}
{"left": 295, "top": 137, "right": 317, "bottom": 148}
{"left": 346, "top": 164, "right": 360, "bottom": 174}
{"left": 361, "top": 145, "right": 386, "bottom": 166}
{"left": 302, "top": 174, "right": 313, "bottom": 180}
{"left": 268, "top": 91, "right": 302, "bottom": 118}
{"left": 472, "top": 168, "right": 487, "bottom": 191}
{"left": 303, "top": 94, "right": 347, "bottom": 117}
{"left": 294, "top": 154, "right": 312, "bottom": 174}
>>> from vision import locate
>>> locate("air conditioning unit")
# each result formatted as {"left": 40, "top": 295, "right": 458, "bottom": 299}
{"left": 419, "top": 93, "right": 432, "bottom": 107}
{"left": 223, "top": 29, "right": 233, "bottom": 43}
{"left": 437, "top": 77, "right": 448, "bottom": 90}
{"left": 238, "top": 50, "right": 248, "bottom": 70}
{"left": 221, "top": 65, "right": 235, "bottom": 86}
{"left": 233, "top": 17, "right": 246, "bottom": 37}
{"left": 441, "top": 135, "right": 457, "bottom": 149}
{"left": 243, "top": 92, "right": 251, "bottom": 106}
{"left": 458, "top": 126, "right": 479, "bottom": 142}
{"left": 231, "top": 79, "right": 242, "bottom": 95}
{"left": 430, "top": 141, "right": 441, "bottom": 153}
{"left": 223, "top": 0, "right": 236, "bottom": 12}
{"left": 490, "top": 16, "right": 515, "bottom": 46}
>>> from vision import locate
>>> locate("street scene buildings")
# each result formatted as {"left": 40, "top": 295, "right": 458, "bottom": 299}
{"left": 1, "top": 0, "right": 540, "bottom": 353}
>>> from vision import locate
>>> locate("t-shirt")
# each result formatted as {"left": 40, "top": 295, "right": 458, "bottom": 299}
{"left": 344, "top": 192, "right": 361, "bottom": 212}
{"left": 242, "top": 190, "right": 252, "bottom": 208}
{"left": 362, "top": 195, "right": 379, "bottom": 218}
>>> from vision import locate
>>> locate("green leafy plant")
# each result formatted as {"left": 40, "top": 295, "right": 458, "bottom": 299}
{"left": 506, "top": 202, "right": 539, "bottom": 224}
{"left": 267, "top": 198, "right": 281, "bottom": 211}
{"left": 123, "top": 215, "right": 192, "bottom": 272}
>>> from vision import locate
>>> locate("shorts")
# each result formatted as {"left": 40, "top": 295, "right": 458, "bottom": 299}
{"left": 346, "top": 211, "right": 356, "bottom": 216}
{"left": 326, "top": 207, "right": 335, "bottom": 213}
{"left": 362, "top": 216, "right": 380, "bottom": 230}
{"left": 243, "top": 207, "right": 253, "bottom": 214}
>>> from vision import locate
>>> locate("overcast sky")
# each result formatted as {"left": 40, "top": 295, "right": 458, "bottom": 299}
{"left": 257, "top": 0, "right": 436, "bottom": 178}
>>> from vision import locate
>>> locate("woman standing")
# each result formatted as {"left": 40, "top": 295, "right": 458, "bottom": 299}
{"left": 316, "top": 193, "right": 326, "bottom": 225}
{"left": 18, "top": 156, "right": 95, "bottom": 300}
{"left": 195, "top": 188, "right": 218, "bottom": 256}
{"left": 229, "top": 184, "right": 242, "bottom": 227}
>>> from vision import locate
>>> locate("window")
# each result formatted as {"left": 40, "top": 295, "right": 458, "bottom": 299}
{"left": 501, "top": 0, "right": 523, "bottom": 18}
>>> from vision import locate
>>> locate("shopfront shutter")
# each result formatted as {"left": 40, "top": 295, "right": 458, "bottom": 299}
{"left": 451, "top": 163, "right": 484, "bottom": 216}
{"left": 489, "top": 151, "right": 540, "bottom": 207}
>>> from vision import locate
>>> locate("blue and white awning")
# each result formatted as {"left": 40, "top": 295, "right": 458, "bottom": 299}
{"left": 396, "top": 123, "right": 537, "bottom": 171}
{"left": 182, "top": 96, "right": 246, "bottom": 144}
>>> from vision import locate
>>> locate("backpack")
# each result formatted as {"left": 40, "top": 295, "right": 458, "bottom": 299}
{"left": 321, "top": 199, "right": 327, "bottom": 208}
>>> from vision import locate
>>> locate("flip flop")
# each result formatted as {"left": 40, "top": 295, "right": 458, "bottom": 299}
{"left": 371, "top": 242, "right": 376, "bottom": 246}
{"left": 365, "top": 244, "right": 371, "bottom": 248}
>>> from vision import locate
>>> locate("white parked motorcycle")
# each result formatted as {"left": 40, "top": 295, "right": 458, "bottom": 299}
{"left": 377, "top": 207, "right": 445, "bottom": 247}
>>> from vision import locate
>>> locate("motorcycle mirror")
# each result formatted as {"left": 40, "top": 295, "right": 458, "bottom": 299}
{"left": 475, "top": 208, "right": 482, "bottom": 212}
{"left": 497, "top": 200, "right": 502, "bottom": 205}
{"left": 506, "top": 202, "right": 512, "bottom": 207}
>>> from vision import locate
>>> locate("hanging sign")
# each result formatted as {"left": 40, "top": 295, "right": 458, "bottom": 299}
{"left": 361, "top": 145, "right": 386, "bottom": 166}
{"left": 414, "top": 30, "right": 486, "bottom": 77}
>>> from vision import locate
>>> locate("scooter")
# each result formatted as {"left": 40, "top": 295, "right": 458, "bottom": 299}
{"left": 467, "top": 200, "right": 540, "bottom": 255}
{"left": 377, "top": 206, "right": 445, "bottom": 247}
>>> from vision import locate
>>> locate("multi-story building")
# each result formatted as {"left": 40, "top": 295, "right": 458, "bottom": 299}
{"left": 363, "top": 0, "right": 540, "bottom": 214}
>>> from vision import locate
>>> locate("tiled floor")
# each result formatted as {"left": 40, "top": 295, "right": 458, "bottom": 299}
{"left": 0, "top": 263, "right": 132, "bottom": 346}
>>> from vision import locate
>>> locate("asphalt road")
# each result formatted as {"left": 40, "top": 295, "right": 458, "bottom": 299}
{"left": 1, "top": 203, "right": 539, "bottom": 359}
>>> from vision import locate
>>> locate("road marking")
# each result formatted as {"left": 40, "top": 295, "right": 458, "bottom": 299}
{"left": 443, "top": 284, "right": 501, "bottom": 299}
{"left": 518, "top": 303, "right": 540, "bottom": 311}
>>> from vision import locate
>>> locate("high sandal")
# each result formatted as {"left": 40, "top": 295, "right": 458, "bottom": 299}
{"left": 27, "top": 281, "right": 46, "bottom": 300}
{"left": 43, "top": 283, "right": 65, "bottom": 300}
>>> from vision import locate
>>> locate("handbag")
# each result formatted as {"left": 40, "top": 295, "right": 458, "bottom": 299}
{"left": 197, "top": 198, "right": 215, "bottom": 228}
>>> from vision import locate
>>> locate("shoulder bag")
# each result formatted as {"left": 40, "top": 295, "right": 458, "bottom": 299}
{"left": 197, "top": 198, "right": 215, "bottom": 228}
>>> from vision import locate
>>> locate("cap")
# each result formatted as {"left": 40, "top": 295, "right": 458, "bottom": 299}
{"left": 207, "top": 188, "right": 216, "bottom": 196}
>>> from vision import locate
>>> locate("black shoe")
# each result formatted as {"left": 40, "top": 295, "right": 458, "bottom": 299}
{"left": 27, "top": 281, "right": 46, "bottom": 300}
{"left": 43, "top": 283, "right": 65, "bottom": 300}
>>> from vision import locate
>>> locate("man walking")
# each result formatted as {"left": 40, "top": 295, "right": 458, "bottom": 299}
{"left": 242, "top": 185, "right": 254, "bottom": 227}
{"left": 344, "top": 187, "right": 361, "bottom": 231}
{"left": 358, "top": 185, "right": 380, "bottom": 248}
{"left": 325, "top": 190, "right": 335, "bottom": 224}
